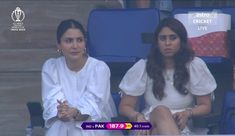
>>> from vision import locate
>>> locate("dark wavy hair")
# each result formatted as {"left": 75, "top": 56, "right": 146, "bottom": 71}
{"left": 56, "top": 19, "right": 86, "bottom": 44}
{"left": 146, "top": 18, "right": 195, "bottom": 100}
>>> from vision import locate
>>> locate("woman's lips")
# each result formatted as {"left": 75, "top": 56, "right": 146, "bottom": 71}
{"left": 164, "top": 49, "right": 173, "bottom": 53}
{"left": 70, "top": 51, "right": 80, "bottom": 55}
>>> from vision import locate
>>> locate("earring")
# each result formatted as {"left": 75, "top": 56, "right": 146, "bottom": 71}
{"left": 83, "top": 48, "right": 88, "bottom": 57}
{"left": 57, "top": 49, "right": 62, "bottom": 55}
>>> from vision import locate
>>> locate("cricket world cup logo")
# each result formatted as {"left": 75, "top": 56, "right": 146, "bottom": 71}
{"left": 10, "top": 7, "right": 25, "bottom": 31}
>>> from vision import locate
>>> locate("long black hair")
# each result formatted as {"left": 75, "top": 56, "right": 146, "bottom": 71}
{"left": 146, "top": 18, "right": 194, "bottom": 100}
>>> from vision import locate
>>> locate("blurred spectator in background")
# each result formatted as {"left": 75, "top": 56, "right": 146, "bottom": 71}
{"left": 95, "top": 0, "right": 124, "bottom": 9}
{"left": 125, "top": 0, "right": 173, "bottom": 19}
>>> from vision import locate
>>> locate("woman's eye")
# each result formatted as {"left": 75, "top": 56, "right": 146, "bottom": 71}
{"left": 169, "top": 35, "right": 177, "bottom": 40}
{"left": 65, "top": 38, "right": 73, "bottom": 43}
{"left": 159, "top": 36, "right": 166, "bottom": 41}
{"left": 77, "top": 37, "right": 84, "bottom": 42}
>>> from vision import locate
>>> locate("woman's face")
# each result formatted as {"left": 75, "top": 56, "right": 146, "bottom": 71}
{"left": 58, "top": 28, "right": 86, "bottom": 61}
{"left": 157, "top": 27, "right": 181, "bottom": 58}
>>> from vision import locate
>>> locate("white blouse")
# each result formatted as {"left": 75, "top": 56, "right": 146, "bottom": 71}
{"left": 42, "top": 56, "right": 117, "bottom": 135}
{"left": 119, "top": 57, "right": 217, "bottom": 134}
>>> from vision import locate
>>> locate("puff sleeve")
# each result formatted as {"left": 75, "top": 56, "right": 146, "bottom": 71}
{"left": 119, "top": 59, "right": 148, "bottom": 96}
{"left": 188, "top": 57, "right": 217, "bottom": 95}
{"left": 41, "top": 58, "right": 66, "bottom": 128}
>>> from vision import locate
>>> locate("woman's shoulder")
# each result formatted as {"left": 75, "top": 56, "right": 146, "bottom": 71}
{"left": 133, "top": 59, "right": 147, "bottom": 68}
{"left": 188, "top": 56, "right": 207, "bottom": 68}
{"left": 122, "top": 59, "right": 147, "bottom": 75}
{"left": 136, "top": 59, "right": 147, "bottom": 64}
{"left": 191, "top": 56, "right": 206, "bottom": 64}
{"left": 188, "top": 56, "right": 211, "bottom": 75}
{"left": 87, "top": 57, "right": 110, "bottom": 71}
{"left": 187, "top": 57, "right": 217, "bottom": 95}
{"left": 124, "top": 59, "right": 147, "bottom": 77}
{"left": 89, "top": 57, "right": 107, "bottom": 65}
{"left": 42, "top": 57, "right": 64, "bottom": 71}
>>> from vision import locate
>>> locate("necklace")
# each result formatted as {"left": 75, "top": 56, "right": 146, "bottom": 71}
{"left": 165, "top": 70, "right": 174, "bottom": 85}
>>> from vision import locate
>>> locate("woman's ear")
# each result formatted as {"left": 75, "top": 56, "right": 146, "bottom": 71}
{"left": 56, "top": 45, "right": 62, "bottom": 55}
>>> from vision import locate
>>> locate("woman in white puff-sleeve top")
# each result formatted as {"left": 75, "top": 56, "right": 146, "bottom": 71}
{"left": 42, "top": 19, "right": 116, "bottom": 136}
{"left": 119, "top": 18, "right": 217, "bottom": 135}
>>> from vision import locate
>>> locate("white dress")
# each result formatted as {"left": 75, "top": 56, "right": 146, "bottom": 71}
{"left": 119, "top": 57, "right": 217, "bottom": 135}
{"left": 42, "top": 56, "right": 117, "bottom": 136}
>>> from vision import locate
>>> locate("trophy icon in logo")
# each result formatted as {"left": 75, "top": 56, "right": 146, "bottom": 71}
{"left": 11, "top": 7, "right": 25, "bottom": 22}
{"left": 10, "top": 6, "right": 26, "bottom": 31}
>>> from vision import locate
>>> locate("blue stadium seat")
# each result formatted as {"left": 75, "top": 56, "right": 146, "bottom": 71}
{"left": 87, "top": 8, "right": 160, "bottom": 63}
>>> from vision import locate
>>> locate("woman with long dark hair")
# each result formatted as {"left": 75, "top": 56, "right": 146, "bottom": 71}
{"left": 119, "top": 18, "right": 216, "bottom": 135}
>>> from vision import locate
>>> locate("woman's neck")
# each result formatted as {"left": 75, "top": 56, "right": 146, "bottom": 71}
{"left": 66, "top": 56, "right": 88, "bottom": 72}
{"left": 164, "top": 57, "right": 174, "bottom": 69}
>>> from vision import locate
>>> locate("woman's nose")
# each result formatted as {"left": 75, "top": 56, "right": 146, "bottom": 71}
{"left": 165, "top": 38, "right": 171, "bottom": 46}
{"left": 71, "top": 41, "right": 79, "bottom": 48}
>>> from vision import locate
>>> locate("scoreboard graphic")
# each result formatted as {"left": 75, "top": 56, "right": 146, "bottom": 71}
{"left": 81, "top": 122, "right": 152, "bottom": 130}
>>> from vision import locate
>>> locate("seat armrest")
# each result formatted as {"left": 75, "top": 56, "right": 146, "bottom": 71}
{"left": 26, "top": 102, "right": 44, "bottom": 128}
{"left": 192, "top": 113, "right": 220, "bottom": 128}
